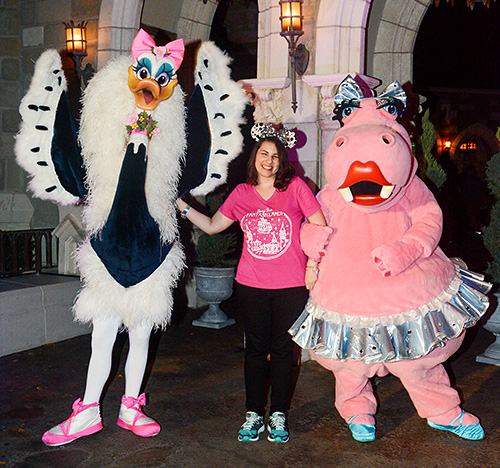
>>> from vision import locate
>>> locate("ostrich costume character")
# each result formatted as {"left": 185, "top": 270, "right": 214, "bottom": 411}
{"left": 15, "top": 29, "right": 247, "bottom": 446}
{"left": 290, "top": 77, "right": 491, "bottom": 442}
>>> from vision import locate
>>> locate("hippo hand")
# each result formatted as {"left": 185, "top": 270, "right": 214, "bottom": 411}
{"left": 372, "top": 238, "right": 424, "bottom": 277}
{"left": 300, "top": 224, "right": 334, "bottom": 261}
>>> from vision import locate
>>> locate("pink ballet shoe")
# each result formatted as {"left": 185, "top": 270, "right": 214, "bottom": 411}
{"left": 42, "top": 399, "right": 103, "bottom": 446}
{"left": 117, "top": 393, "right": 161, "bottom": 437}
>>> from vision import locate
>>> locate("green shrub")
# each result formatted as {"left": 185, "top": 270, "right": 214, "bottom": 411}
{"left": 483, "top": 144, "right": 500, "bottom": 283}
{"left": 194, "top": 188, "right": 239, "bottom": 268}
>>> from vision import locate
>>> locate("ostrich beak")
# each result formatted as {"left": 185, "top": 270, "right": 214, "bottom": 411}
{"left": 128, "top": 67, "right": 178, "bottom": 110}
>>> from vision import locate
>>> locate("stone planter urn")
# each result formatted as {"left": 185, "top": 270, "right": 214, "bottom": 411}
{"left": 193, "top": 266, "right": 236, "bottom": 329}
{"left": 476, "top": 292, "right": 500, "bottom": 366}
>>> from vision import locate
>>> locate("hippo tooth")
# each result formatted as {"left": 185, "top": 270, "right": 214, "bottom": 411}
{"left": 380, "top": 185, "right": 394, "bottom": 199}
{"left": 339, "top": 187, "right": 353, "bottom": 202}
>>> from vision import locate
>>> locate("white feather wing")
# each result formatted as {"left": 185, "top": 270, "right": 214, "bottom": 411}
{"left": 190, "top": 42, "right": 249, "bottom": 196}
{"left": 15, "top": 49, "right": 80, "bottom": 206}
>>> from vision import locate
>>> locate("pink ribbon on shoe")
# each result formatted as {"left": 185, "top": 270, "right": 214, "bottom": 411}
{"left": 71, "top": 398, "right": 84, "bottom": 415}
{"left": 122, "top": 393, "right": 147, "bottom": 408}
{"left": 131, "top": 29, "right": 184, "bottom": 71}
{"left": 117, "top": 393, "right": 160, "bottom": 436}
{"left": 59, "top": 398, "right": 98, "bottom": 435}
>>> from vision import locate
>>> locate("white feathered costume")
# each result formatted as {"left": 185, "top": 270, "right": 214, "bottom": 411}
{"left": 16, "top": 37, "right": 247, "bottom": 329}
{"left": 15, "top": 29, "right": 248, "bottom": 445}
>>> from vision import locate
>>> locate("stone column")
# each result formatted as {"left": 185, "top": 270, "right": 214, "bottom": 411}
{"left": 239, "top": 77, "right": 322, "bottom": 190}
{"left": 239, "top": 77, "right": 290, "bottom": 125}
{"left": 52, "top": 205, "right": 85, "bottom": 275}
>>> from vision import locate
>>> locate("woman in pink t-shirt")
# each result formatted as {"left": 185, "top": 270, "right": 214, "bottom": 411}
{"left": 176, "top": 124, "right": 325, "bottom": 443}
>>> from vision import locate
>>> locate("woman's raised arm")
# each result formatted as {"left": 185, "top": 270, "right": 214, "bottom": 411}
{"left": 176, "top": 198, "right": 235, "bottom": 235}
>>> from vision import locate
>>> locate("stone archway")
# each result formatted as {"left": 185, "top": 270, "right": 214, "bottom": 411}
{"left": 94, "top": 0, "right": 434, "bottom": 89}
{"left": 315, "top": 0, "right": 371, "bottom": 75}
{"left": 97, "top": 0, "right": 143, "bottom": 68}
{"left": 97, "top": 0, "right": 218, "bottom": 69}
{"left": 372, "top": 0, "right": 431, "bottom": 87}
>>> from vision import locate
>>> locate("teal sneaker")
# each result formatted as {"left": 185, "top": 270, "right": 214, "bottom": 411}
{"left": 267, "top": 412, "right": 289, "bottom": 443}
{"left": 238, "top": 412, "right": 265, "bottom": 442}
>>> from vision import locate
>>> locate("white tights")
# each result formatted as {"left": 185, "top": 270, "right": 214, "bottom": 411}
{"left": 82, "top": 318, "right": 153, "bottom": 404}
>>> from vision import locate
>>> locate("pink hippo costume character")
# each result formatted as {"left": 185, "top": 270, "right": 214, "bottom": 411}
{"left": 290, "top": 76, "right": 491, "bottom": 442}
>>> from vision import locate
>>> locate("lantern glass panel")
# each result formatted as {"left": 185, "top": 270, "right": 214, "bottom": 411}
{"left": 280, "top": 1, "right": 303, "bottom": 33}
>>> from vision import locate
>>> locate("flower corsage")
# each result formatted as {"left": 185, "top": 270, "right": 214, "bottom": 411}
{"left": 126, "top": 111, "right": 160, "bottom": 140}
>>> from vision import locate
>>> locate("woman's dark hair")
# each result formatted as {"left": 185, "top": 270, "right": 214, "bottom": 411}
{"left": 246, "top": 136, "right": 295, "bottom": 190}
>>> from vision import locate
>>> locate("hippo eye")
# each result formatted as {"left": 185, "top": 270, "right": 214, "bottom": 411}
{"left": 376, "top": 98, "right": 405, "bottom": 118}
{"left": 382, "top": 104, "right": 398, "bottom": 115}
{"left": 333, "top": 101, "right": 360, "bottom": 125}
{"left": 342, "top": 106, "right": 355, "bottom": 118}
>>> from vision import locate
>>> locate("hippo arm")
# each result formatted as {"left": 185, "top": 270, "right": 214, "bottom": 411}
{"left": 372, "top": 177, "right": 443, "bottom": 277}
{"left": 300, "top": 186, "right": 335, "bottom": 261}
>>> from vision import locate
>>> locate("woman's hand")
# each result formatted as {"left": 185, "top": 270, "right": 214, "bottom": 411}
{"left": 305, "top": 260, "right": 319, "bottom": 290}
{"left": 176, "top": 198, "right": 188, "bottom": 211}
{"left": 175, "top": 197, "right": 235, "bottom": 235}
{"left": 305, "top": 267, "right": 319, "bottom": 290}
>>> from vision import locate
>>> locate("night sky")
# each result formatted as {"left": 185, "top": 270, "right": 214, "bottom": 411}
{"left": 413, "top": 1, "right": 500, "bottom": 91}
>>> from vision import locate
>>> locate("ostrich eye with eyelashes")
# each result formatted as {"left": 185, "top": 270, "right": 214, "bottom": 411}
{"left": 137, "top": 67, "right": 150, "bottom": 79}
{"left": 155, "top": 64, "right": 174, "bottom": 87}
{"left": 134, "top": 59, "right": 152, "bottom": 80}
{"left": 156, "top": 72, "right": 170, "bottom": 86}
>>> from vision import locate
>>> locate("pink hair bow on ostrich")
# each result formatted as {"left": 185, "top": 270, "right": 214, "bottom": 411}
{"left": 131, "top": 29, "right": 185, "bottom": 72}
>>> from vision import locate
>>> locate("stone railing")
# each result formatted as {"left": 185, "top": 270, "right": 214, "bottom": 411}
{"left": 0, "top": 229, "right": 57, "bottom": 276}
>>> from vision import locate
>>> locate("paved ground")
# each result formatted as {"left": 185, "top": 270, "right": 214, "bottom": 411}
{"left": 1, "top": 303, "right": 500, "bottom": 468}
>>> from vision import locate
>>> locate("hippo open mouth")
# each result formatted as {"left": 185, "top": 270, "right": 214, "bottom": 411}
{"left": 339, "top": 161, "right": 395, "bottom": 205}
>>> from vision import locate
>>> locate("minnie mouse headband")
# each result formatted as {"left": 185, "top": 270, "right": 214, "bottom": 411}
{"left": 250, "top": 123, "right": 297, "bottom": 149}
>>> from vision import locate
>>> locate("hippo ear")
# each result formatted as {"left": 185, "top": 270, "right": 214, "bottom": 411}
{"left": 376, "top": 81, "right": 407, "bottom": 118}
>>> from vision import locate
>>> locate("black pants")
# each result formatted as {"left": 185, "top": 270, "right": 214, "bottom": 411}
{"left": 237, "top": 284, "right": 309, "bottom": 416}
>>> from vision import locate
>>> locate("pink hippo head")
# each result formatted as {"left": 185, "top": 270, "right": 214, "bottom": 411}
{"left": 324, "top": 76, "right": 416, "bottom": 211}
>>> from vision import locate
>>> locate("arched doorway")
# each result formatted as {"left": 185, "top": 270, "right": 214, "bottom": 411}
{"left": 452, "top": 124, "right": 499, "bottom": 179}
{"left": 210, "top": 0, "right": 258, "bottom": 81}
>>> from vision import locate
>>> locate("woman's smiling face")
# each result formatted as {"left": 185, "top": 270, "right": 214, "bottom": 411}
{"left": 255, "top": 140, "right": 280, "bottom": 181}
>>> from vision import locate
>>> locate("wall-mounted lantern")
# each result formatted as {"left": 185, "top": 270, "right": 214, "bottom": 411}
{"left": 64, "top": 20, "right": 94, "bottom": 89}
{"left": 279, "top": 0, "right": 309, "bottom": 113}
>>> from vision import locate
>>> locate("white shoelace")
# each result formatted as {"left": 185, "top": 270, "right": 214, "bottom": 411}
{"left": 242, "top": 414, "right": 261, "bottom": 429}
{"left": 270, "top": 413, "right": 286, "bottom": 430}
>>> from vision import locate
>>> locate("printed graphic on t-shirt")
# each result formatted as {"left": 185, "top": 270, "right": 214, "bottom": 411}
{"left": 241, "top": 208, "right": 292, "bottom": 260}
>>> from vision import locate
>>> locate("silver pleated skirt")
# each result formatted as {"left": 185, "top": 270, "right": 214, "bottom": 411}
{"left": 289, "top": 267, "right": 491, "bottom": 364}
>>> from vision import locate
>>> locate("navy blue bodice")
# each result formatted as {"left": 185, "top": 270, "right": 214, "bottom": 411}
{"left": 91, "top": 142, "right": 172, "bottom": 288}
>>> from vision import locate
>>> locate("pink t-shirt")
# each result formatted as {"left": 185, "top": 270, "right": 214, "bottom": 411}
{"left": 219, "top": 176, "right": 321, "bottom": 289}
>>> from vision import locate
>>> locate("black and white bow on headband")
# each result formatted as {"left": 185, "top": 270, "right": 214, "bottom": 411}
{"left": 333, "top": 76, "right": 407, "bottom": 123}
{"left": 250, "top": 122, "right": 297, "bottom": 149}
